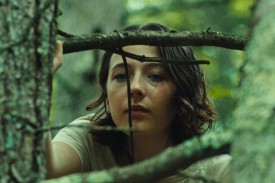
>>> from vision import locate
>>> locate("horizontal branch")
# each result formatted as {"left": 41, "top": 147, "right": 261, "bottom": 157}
{"left": 42, "top": 130, "right": 232, "bottom": 183}
{"left": 62, "top": 30, "right": 248, "bottom": 54}
{"left": 36, "top": 124, "right": 137, "bottom": 133}
{"left": 110, "top": 48, "right": 210, "bottom": 65}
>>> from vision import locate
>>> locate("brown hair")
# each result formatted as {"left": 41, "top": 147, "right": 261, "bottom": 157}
{"left": 86, "top": 23, "right": 215, "bottom": 151}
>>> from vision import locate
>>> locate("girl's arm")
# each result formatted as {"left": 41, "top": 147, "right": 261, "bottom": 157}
{"left": 45, "top": 132, "right": 82, "bottom": 179}
{"left": 45, "top": 41, "right": 82, "bottom": 179}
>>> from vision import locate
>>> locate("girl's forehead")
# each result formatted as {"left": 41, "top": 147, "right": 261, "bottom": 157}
{"left": 123, "top": 45, "right": 159, "bottom": 54}
{"left": 109, "top": 45, "right": 160, "bottom": 67}
{"left": 111, "top": 45, "right": 159, "bottom": 60}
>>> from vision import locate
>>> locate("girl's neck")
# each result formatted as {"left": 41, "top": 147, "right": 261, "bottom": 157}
{"left": 128, "top": 132, "right": 172, "bottom": 162}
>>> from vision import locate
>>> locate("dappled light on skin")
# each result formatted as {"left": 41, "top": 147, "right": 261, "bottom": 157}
{"left": 106, "top": 45, "right": 177, "bottom": 136}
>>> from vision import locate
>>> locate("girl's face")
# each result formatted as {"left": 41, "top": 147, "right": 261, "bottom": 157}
{"left": 106, "top": 45, "right": 177, "bottom": 136}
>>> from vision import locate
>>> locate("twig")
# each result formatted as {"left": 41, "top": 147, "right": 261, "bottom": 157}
{"left": 35, "top": 124, "right": 137, "bottom": 133}
{"left": 119, "top": 47, "right": 135, "bottom": 163}
{"left": 61, "top": 30, "right": 248, "bottom": 54}
{"left": 57, "top": 29, "right": 76, "bottom": 38}
{"left": 109, "top": 48, "right": 210, "bottom": 65}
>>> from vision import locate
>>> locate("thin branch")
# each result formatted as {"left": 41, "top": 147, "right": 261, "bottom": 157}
{"left": 61, "top": 30, "right": 248, "bottom": 54}
{"left": 109, "top": 48, "right": 210, "bottom": 65}
{"left": 57, "top": 29, "right": 75, "bottom": 38}
{"left": 35, "top": 124, "right": 137, "bottom": 133}
{"left": 42, "top": 131, "right": 232, "bottom": 183}
{"left": 119, "top": 47, "right": 135, "bottom": 163}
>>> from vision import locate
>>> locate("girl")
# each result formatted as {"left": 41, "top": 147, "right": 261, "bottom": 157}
{"left": 47, "top": 23, "right": 231, "bottom": 182}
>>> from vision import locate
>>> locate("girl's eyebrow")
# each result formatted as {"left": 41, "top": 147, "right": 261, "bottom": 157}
{"left": 111, "top": 63, "right": 127, "bottom": 71}
{"left": 144, "top": 63, "right": 165, "bottom": 69}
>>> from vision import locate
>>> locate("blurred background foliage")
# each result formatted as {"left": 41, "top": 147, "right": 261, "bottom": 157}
{"left": 50, "top": 0, "right": 255, "bottom": 133}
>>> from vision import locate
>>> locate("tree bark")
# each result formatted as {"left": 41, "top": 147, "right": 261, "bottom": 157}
{"left": 231, "top": 0, "right": 275, "bottom": 182}
{"left": 0, "top": 1, "right": 58, "bottom": 182}
{"left": 61, "top": 30, "right": 247, "bottom": 54}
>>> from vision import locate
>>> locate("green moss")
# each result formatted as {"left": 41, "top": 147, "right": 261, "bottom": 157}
{"left": 231, "top": 7, "right": 275, "bottom": 183}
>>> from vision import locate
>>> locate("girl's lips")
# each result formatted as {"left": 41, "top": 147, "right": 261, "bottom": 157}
{"left": 131, "top": 111, "right": 147, "bottom": 119}
{"left": 124, "top": 105, "right": 150, "bottom": 113}
{"left": 124, "top": 105, "right": 150, "bottom": 118}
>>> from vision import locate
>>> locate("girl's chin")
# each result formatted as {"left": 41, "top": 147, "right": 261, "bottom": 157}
{"left": 126, "top": 128, "right": 157, "bottom": 136}
{"left": 116, "top": 121, "right": 156, "bottom": 135}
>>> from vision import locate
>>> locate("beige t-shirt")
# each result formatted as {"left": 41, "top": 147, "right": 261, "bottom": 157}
{"left": 53, "top": 114, "right": 232, "bottom": 183}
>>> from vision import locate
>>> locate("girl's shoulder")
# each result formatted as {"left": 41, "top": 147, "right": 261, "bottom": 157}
{"left": 53, "top": 113, "right": 117, "bottom": 171}
{"left": 70, "top": 113, "right": 96, "bottom": 124}
{"left": 157, "top": 154, "right": 232, "bottom": 183}
{"left": 182, "top": 154, "right": 232, "bottom": 183}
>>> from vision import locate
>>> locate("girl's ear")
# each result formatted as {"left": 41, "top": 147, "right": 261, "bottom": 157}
{"left": 105, "top": 97, "right": 109, "bottom": 106}
{"left": 105, "top": 98, "right": 110, "bottom": 112}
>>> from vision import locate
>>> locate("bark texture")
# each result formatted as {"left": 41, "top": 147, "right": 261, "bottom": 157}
{"left": 62, "top": 30, "right": 247, "bottom": 54}
{"left": 0, "top": 1, "right": 57, "bottom": 182}
{"left": 231, "top": 0, "right": 275, "bottom": 182}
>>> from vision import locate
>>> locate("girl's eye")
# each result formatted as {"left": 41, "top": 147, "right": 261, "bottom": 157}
{"left": 114, "top": 73, "right": 127, "bottom": 82}
{"left": 148, "top": 73, "right": 164, "bottom": 82}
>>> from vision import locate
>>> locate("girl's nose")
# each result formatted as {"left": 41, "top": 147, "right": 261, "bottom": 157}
{"left": 130, "top": 76, "right": 145, "bottom": 99}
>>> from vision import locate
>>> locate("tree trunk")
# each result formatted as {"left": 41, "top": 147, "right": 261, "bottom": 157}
{"left": 0, "top": 1, "right": 57, "bottom": 182}
{"left": 231, "top": 0, "right": 275, "bottom": 182}
{"left": 50, "top": 0, "right": 124, "bottom": 128}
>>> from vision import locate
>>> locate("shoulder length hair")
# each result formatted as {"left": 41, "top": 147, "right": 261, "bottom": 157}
{"left": 86, "top": 23, "right": 216, "bottom": 148}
